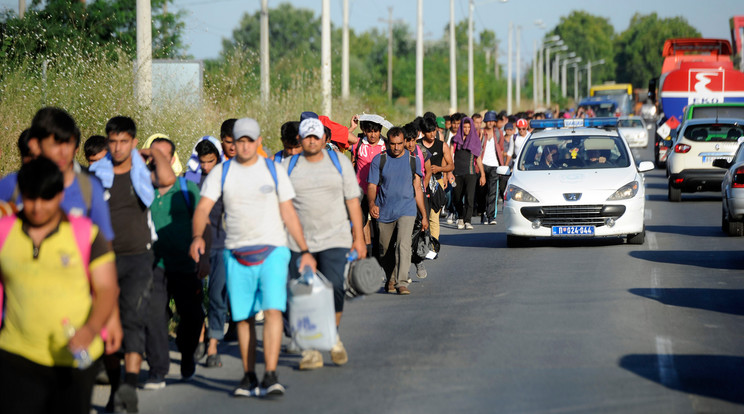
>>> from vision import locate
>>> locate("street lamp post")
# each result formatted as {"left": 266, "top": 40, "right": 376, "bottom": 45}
{"left": 586, "top": 59, "right": 606, "bottom": 96}
{"left": 562, "top": 56, "right": 580, "bottom": 99}
{"left": 570, "top": 62, "right": 580, "bottom": 102}
{"left": 545, "top": 42, "right": 566, "bottom": 108}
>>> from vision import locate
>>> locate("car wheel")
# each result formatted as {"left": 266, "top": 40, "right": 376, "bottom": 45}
{"left": 668, "top": 181, "right": 681, "bottom": 202}
{"left": 506, "top": 235, "right": 527, "bottom": 248}
{"left": 726, "top": 219, "right": 744, "bottom": 237}
{"left": 627, "top": 229, "right": 645, "bottom": 245}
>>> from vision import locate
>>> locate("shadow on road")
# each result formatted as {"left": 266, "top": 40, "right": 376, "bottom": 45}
{"left": 646, "top": 225, "right": 723, "bottom": 238}
{"left": 629, "top": 250, "right": 744, "bottom": 270}
{"left": 619, "top": 354, "right": 744, "bottom": 405}
{"left": 438, "top": 232, "right": 504, "bottom": 248}
{"left": 645, "top": 194, "right": 721, "bottom": 202}
{"left": 645, "top": 182, "right": 669, "bottom": 190}
{"left": 628, "top": 288, "right": 744, "bottom": 316}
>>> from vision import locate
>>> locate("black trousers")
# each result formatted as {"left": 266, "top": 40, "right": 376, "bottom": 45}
{"left": 0, "top": 350, "right": 100, "bottom": 414}
{"left": 454, "top": 174, "right": 478, "bottom": 224}
{"left": 144, "top": 266, "right": 204, "bottom": 378}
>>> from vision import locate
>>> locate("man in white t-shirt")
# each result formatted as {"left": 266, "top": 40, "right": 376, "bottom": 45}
{"left": 190, "top": 117, "right": 316, "bottom": 398}
{"left": 505, "top": 118, "right": 531, "bottom": 168}
{"left": 282, "top": 118, "right": 366, "bottom": 371}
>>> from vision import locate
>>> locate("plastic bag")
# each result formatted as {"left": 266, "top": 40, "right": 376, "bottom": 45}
{"left": 289, "top": 269, "right": 337, "bottom": 351}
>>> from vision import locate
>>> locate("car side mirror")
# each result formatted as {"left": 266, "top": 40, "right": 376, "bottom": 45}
{"left": 496, "top": 166, "right": 511, "bottom": 176}
{"left": 637, "top": 161, "right": 655, "bottom": 172}
{"left": 712, "top": 159, "right": 731, "bottom": 169}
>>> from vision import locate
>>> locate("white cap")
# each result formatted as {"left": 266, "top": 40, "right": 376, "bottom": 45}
{"left": 299, "top": 118, "right": 325, "bottom": 139}
{"left": 233, "top": 117, "right": 260, "bottom": 140}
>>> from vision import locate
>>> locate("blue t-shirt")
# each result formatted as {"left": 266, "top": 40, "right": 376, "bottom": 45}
{"left": 0, "top": 172, "right": 115, "bottom": 241}
{"left": 367, "top": 150, "right": 422, "bottom": 223}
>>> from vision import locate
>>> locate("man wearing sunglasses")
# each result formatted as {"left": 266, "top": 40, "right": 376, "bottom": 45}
{"left": 505, "top": 118, "right": 531, "bottom": 168}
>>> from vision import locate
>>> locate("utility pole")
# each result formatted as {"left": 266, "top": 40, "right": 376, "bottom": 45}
{"left": 449, "top": 0, "right": 457, "bottom": 114}
{"left": 533, "top": 40, "right": 537, "bottom": 108}
{"left": 321, "top": 0, "right": 331, "bottom": 116}
{"left": 380, "top": 7, "right": 395, "bottom": 102}
{"left": 516, "top": 25, "right": 521, "bottom": 109}
{"left": 467, "top": 0, "right": 474, "bottom": 114}
{"left": 494, "top": 43, "right": 499, "bottom": 80}
{"left": 416, "top": 0, "right": 424, "bottom": 116}
{"left": 342, "top": 0, "right": 350, "bottom": 100}
{"left": 573, "top": 63, "right": 579, "bottom": 102}
{"left": 19, "top": 0, "right": 25, "bottom": 18}
{"left": 135, "top": 0, "right": 152, "bottom": 107}
{"left": 507, "top": 22, "right": 512, "bottom": 115}
{"left": 260, "top": 0, "right": 270, "bottom": 105}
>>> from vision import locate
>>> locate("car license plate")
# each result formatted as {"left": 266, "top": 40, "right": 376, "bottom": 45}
{"left": 552, "top": 226, "right": 595, "bottom": 236}
{"left": 701, "top": 156, "right": 732, "bottom": 163}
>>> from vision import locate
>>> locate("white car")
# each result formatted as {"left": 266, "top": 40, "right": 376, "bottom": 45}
{"left": 497, "top": 118, "right": 655, "bottom": 247}
{"left": 713, "top": 137, "right": 744, "bottom": 236}
{"left": 666, "top": 118, "right": 742, "bottom": 202}
{"left": 617, "top": 117, "right": 648, "bottom": 148}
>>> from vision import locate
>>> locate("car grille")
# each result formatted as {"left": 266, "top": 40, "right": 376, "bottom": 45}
{"left": 520, "top": 205, "right": 626, "bottom": 227}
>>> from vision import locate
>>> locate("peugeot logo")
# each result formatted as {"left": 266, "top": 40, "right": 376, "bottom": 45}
{"left": 564, "top": 193, "right": 582, "bottom": 201}
{"left": 715, "top": 144, "right": 720, "bottom": 150}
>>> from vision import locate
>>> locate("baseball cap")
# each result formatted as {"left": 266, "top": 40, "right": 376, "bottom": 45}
{"left": 233, "top": 117, "right": 260, "bottom": 140}
{"left": 516, "top": 118, "right": 529, "bottom": 129}
{"left": 436, "top": 116, "right": 445, "bottom": 129}
{"left": 299, "top": 118, "right": 325, "bottom": 139}
{"left": 484, "top": 111, "right": 497, "bottom": 122}
{"left": 504, "top": 122, "right": 514, "bottom": 130}
{"left": 300, "top": 111, "right": 319, "bottom": 121}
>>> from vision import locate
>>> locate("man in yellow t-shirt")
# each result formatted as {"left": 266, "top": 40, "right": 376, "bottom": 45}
{"left": 0, "top": 157, "right": 118, "bottom": 414}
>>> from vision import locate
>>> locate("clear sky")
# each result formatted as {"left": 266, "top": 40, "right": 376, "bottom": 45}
{"left": 1, "top": 0, "right": 742, "bottom": 68}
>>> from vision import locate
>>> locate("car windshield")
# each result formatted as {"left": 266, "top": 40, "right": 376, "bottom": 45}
{"left": 683, "top": 124, "right": 744, "bottom": 142}
{"left": 691, "top": 107, "right": 744, "bottom": 120}
{"left": 618, "top": 119, "right": 643, "bottom": 128}
{"left": 518, "top": 135, "right": 631, "bottom": 171}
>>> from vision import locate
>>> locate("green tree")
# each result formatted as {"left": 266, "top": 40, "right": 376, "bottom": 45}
{"left": 0, "top": 0, "right": 185, "bottom": 62}
{"left": 615, "top": 13, "right": 700, "bottom": 88}
{"left": 548, "top": 11, "right": 616, "bottom": 99}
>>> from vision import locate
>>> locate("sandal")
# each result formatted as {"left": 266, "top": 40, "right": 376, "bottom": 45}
{"left": 205, "top": 354, "right": 222, "bottom": 368}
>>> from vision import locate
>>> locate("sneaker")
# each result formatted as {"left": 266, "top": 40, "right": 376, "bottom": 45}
{"left": 331, "top": 338, "right": 349, "bottom": 366}
{"left": 457, "top": 219, "right": 465, "bottom": 229}
{"left": 255, "top": 310, "right": 265, "bottom": 322}
{"left": 261, "top": 371, "right": 286, "bottom": 396}
{"left": 299, "top": 349, "right": 323, "bottom": 370}
{"left": 465, "top": 222, "right": 474, "bottom": 230}
{"left": 112, "top": 383, "right": 138, "bottom": 413}
{"left": 415, "top": 262, "right": 428, "bottom": 279}
{"left": 205, "top": 354, "right": 222, "bottom": 368}
{"left": 446, "top": 213, "right": 454, "bottom": 224}
{"left": 193, "top": 341, "right": 206, "bottom": 362}
{"left": 481, "top": 213, "right": 488, "bottom": 224}
{"left": 142, "top": 376, "right": 166, "bottom": 390}
{"left": 234, "top": 372, "right": 260, "bottom": 397}
{"left": 489, "top": 219, "right": 498, "bottom": 225}
{"left": 386, "top": 280, "right": 396, "bottom": 293}
{"left": 181, "top": 353, "right": 196, "bottom": 381}
{"left": 397, "top": 286, "right": 411, "bottom": 295}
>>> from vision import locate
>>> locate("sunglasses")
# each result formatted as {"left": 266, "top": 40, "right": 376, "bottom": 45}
{"left": 518, "top": 128, "right": 528, "bottom": 131}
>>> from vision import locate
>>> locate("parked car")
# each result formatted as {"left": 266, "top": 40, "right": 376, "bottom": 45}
{"left": 666, "top": 118, "right": 743, "bottom": 202}
{"left": 713, "top": 139, "right": 744, "bottom": 236}
{"left": 683, "top": 102, "right": 744, "bottom": 121}
{"left": 617, "top": 117, "right": 648, "bottom": 148}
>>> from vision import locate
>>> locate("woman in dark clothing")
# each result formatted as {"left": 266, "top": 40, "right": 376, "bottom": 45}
{"left": 450, "top": 117, "right": 486, "bottom": 230}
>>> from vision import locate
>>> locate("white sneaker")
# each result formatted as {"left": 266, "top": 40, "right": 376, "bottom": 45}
{"left": 489, "top": 219, "right": 498, "bottom": 225}
{"left": 446, "top": 214, "right": 454, "bottom": 225}
{"left": 299, "top": 350, "right": 323, "bottom": 370}
{"left": 457, "top": 219, "right": 465, "bottom": 230}
{"left": 415, "top": 262, "right": 428, "bottom": 279}
{"left": 465, "top": 222, "right": 474, "bottom": 230}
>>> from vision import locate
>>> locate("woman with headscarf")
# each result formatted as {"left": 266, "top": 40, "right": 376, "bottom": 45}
{"left": 450, "top": 117, "right": 486, "bottom": 230}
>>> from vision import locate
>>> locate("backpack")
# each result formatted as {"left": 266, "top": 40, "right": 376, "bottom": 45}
{"left": 221, "top": 157, "right": 278, "bottom": 194}
{"left": 286, "top": 150, "right": 343, "bottom": 176}
{"left": 379, "top": 151, "right": 418, "bottom": 185}
{"left": 0, "top": 214, "right": 92, "bottom": 328}
{"left": 9, "top": 171, "right": 93, "bottom": 216}
{"left": 178, "top": 176, "right": 193, "bottom": 213}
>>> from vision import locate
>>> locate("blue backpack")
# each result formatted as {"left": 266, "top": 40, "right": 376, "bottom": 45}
{"left": 221, "top": 157, "right": 278, "bottom": 193}
{"left": 286, "top": 149, "right": 343, "bottom": 176}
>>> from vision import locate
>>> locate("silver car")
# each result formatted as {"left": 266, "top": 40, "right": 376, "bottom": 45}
{"left": 617, "top": 117, "right": 648, "bottom": 148}
{"left": 714, "top": 138, "right": 744, "bottom": 236}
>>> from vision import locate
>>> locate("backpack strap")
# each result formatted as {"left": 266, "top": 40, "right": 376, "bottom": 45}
{"left": 287, "top": 154, "right": 301, "bottom": 176}
{"left": 75, "top": 172, "right": 93, "bottom": 216}
{"left": 379, "top": 152, "right": 387, "bottom": 175}
{"left": 263, "top": 157, "right": 279, "bottom": 194}
{"left": 326, "top": 149, "right": 343, "bottom": 175}
{"left": 179, "top": 176, "right": 193, "bottom": 213}
{"left": 221, "top": 158, "right": 232, "bottom": 192}
{"left": 67, "top": 215, "right": 93, "bottom": 282}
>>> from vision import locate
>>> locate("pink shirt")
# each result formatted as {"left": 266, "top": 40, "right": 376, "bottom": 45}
{"left": 354, "top": 138, "right": 386, "bottom": 193}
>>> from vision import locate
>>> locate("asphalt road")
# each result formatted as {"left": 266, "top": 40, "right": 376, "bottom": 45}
{"left": 92, "top": 141, "right": 744, "bottom": 414}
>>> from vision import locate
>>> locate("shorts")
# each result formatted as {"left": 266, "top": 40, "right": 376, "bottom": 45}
{"left": 224, "top": 246, "right": 290, "bottom": 321}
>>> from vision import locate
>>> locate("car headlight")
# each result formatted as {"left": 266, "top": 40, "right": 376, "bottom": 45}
{"left": 506, "top": 185, "right": 539, "bottom": 203}
{"left": 607, "top": 181, "right": 639, "bottom": 200}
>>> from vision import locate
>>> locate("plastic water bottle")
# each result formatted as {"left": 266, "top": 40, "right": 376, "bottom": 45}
{"left": 62, "top": 319, "right": 92, "bottom": 370}
{"left": 300, "top": 265, "right": 315, "bottom": 284}
{"left": 346, "top": 250, "right": 358, "bottom": 262}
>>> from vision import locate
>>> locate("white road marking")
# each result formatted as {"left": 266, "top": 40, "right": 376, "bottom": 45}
{"left": 655, "top": 336, "right": 680, "bottom": 387}
{"left": 647, "top": 231, "right": 658, "bottom": 250}
{"left": 650, "top": 268, "right": 660, "bottom": 299}
{"left": 644, "top": 209, "right": 653, "bottom": 220}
